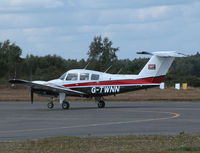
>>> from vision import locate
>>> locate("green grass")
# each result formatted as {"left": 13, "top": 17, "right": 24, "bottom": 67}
{"left": 1, "top": 133, "right": 200, "bottom": 153}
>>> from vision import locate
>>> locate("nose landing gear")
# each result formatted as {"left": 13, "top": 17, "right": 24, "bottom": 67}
{"left": 47, "top": 98, "right": 55, "bottom": 109}
{"left": 62, "top": 101, "right": 70, "bottom": 109}
{"left": 47, "top": 102, "right": 54, "bottom": 109}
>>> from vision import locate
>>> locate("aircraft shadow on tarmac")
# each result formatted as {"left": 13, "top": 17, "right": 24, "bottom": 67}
{"left": 33, "top": 104, "right": 163, "bottom": 112}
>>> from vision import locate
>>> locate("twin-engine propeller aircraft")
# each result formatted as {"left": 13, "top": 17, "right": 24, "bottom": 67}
{"left": 9, "top": 51, "right": 184, "bottom": 109}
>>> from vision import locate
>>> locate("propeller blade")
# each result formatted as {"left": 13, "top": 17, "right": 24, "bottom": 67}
{"left": 31, "top": 88, "right": 34, "bottom": 104}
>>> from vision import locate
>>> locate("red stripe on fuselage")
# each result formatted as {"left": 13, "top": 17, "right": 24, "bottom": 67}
{"left": 63, "top": 76, "right": 165, "bottom": 88}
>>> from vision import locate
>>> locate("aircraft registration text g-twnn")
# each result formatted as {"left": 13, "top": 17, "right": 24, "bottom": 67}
{"left": 91, "top": 86, "right": 120, "bottom": 94}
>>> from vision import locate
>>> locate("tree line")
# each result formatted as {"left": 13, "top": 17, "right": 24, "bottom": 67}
{"left": 0, "top": 37, "right": 200, "bottom": 87}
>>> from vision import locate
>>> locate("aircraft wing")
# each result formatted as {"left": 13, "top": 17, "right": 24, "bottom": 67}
{"left": 9, "top": 79, "right": 86, "bottom": 97}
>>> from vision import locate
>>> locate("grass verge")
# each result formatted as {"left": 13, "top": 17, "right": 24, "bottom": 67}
{"left": 1, "top": 133, "right": 200, "bottom": 153}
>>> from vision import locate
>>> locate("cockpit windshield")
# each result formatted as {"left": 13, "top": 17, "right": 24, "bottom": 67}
{"left": 66, "top": 73, "right": 78, "bottom": 81}
{"left": 59, "top": 72, "right": 67, "bottom": 80}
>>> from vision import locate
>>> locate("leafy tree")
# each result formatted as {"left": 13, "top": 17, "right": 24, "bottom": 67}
{"left": 0, "top": 40, "right": 22, "bottom": 80}
{"left": 87, "top": 36, "right": 119, "bottom": 71}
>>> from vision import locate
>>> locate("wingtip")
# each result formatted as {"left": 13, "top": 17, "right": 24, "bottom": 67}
{"left": 8, "top": 79, "right": 28, "bottom": 84}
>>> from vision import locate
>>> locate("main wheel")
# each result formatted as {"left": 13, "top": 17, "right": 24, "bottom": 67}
{"left": 47, "top": 102, "right": 54, "bottom": 109}
{"left": 62, "top": 101, "right": 70, "bottom": 109}
{"left": 98, "top": 100, "right": 105, "bottom": 108}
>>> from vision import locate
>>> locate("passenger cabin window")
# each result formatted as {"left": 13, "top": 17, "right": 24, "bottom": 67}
{"left": 80, "top": 73, "right": 89, "bottom": 80}
{"left": 66, "top": 73, "right": 78, "bottom": 81}
{"left": 91, "top": 74, "right": 99, "bottom": 80}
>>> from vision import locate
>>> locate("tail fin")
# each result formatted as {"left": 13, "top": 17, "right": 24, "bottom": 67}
{"left": 137, "top": 51, "right": 184, "bottom": 81}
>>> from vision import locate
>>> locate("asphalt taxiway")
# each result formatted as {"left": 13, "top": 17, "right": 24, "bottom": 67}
{"left": 0, "top": 101, "right": 200, "bottom": 140}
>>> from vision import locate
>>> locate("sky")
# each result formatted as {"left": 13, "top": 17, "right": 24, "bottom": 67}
{"left": 0, "top": 0, "right": 200, "bottom": 59}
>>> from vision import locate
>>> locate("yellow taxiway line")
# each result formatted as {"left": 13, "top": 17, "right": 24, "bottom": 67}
{"left": 0, "top": 110, "right": 181, "bottom": 134}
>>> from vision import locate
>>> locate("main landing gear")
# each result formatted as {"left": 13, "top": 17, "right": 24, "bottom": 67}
{"left": 96, "top": 97, "right": 105, "bottom": 108}
{"left": 98, "top": 100, "right": 105, "bottom": 108}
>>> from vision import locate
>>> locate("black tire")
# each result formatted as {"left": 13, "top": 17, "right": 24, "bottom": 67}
{"left": 47, "top": 102, "right": 54, "bottom": 109}
{"left": 62, "top": 101, "right": 70, "bottom": 109}
{"left": 98, "top": 100, "right": 105, "bottom": 108}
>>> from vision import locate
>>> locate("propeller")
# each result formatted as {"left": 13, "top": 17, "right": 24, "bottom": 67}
{"left": 30, "top": 88, "right": 34, "bottom": 104}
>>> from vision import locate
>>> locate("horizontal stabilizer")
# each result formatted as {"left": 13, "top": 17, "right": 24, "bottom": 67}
{"left": 137, "top": 51, "right": 186, "bottom": 57}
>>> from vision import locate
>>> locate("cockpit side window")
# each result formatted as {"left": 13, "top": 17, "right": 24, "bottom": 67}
{"left": 59, "top": 72, "right": 67, "bottom": 80}
{"left": 66, "top": 73, "right": 78, "bottom": 81}
{"left": 91, "top": 74, "right": 99, "bottom": 80}
{"left": 80, "top": 73, "right": 89, "bottom": 80}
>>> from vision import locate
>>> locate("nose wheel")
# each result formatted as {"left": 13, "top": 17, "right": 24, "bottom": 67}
{"left": 62, "top": 101, "right": 70, "bottom": 109}
{"left": 47, "top": 102, "right": 54, "bottom": 109}
{"left": 98, "top": 100, "right": 105, "bottom": 108}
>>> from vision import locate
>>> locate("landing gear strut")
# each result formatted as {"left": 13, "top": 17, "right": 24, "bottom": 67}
{"left": 62, "top": 101, "right": 70, "bottom": 109}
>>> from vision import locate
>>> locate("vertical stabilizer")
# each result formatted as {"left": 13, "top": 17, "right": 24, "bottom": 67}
{"left": 137, "top": 51, "right": 183, "bottom": 81}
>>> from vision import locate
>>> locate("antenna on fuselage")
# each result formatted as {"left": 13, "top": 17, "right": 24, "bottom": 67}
{"left": 104, "top": 65, "right": 112, "bottom": 73}
{"left": 84, "top": 62, "right": 90, "bottom": 69}
{"left": 117, "top": 68, "right": 123, "bottom": 74}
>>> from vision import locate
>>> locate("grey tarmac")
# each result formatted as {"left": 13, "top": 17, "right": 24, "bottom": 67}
{"left": 0, "top": 101, "right": 200, "bottom": 140}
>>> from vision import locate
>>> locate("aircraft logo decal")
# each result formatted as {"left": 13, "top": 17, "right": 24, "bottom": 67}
{"left": 148, "top": 64, "right": 156, "bottom": 70}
